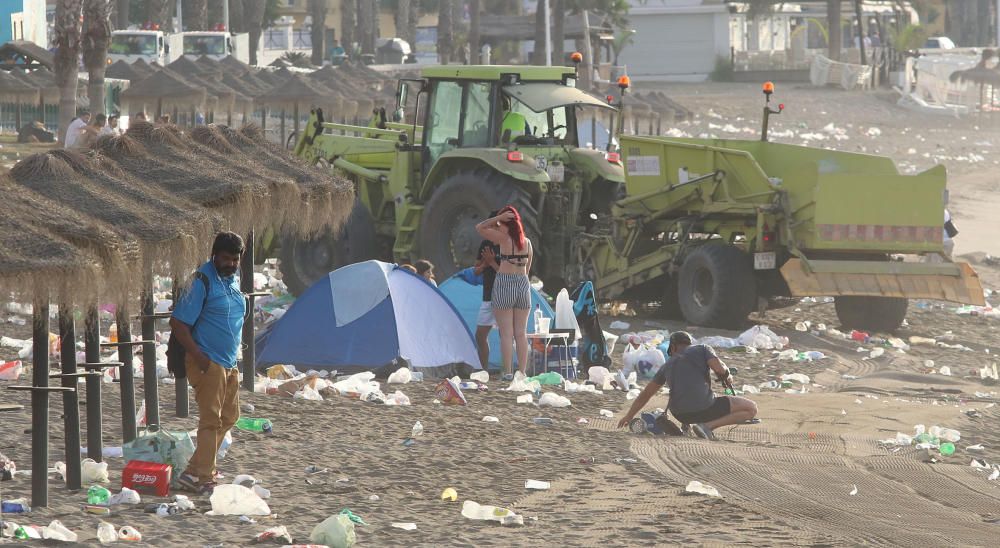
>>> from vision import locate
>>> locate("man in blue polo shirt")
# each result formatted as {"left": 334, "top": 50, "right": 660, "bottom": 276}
{"left": 169, "top": 232, "right": 246, "bottom": 493}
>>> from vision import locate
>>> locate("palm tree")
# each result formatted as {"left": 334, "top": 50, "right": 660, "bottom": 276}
{"left": 229, "top": 0, "right": 246, "bottom": 32}
{"left": 532, "top": 0, "right": 544, "bottom": 64}
{"left": 341, "top": 0, "right": 356, "bottom": 57}
{"left": 827, "top": 0, "right": 841, "bottom": 61}
{"left": 395, "top": 0, "right": 411, "bottom": 48}
{"left": 438, "top": 0, "right": 453, "bottom": 64}
{"left": 406, "top": 0, "right": 420, "bottom": 52}
{"left": 82, "top": 0, "right": 112, "bottom": 116}
{"left": 187, "top": 0, "right": 208, "bottom": 31}
{"left": 245, "top": 0, "right": 266, "bottom": 65}
{"left": 359, "top": 0, "right": 376, "bottom": 56}
{"left": 309, "top": 0, "right": 327, "bottom": 65}
{"left": 468, "top": 0, "right": 481, "bottom": 63}
{"left": 54, "top": 0, "right": 83, "bottom": 144}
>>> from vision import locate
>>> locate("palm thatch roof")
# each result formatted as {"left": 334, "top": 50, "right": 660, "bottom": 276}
{"left": 256, "top": 74, "right": 333, "bottom": 109}
{"left": 167, "top": 55, "right": 214, "bottom": 78}
{"left": 0, "top": 69, "right": 40, "bottom": 103}
{"left": 0, "top": 41, "right": 55, "bottom": 70}
{"left": 0, "top": 122, "right": 353, "bottom": 302}
{"left": 130, "top": 58, "right": 158, "bottom": 77}
{"left": 218, "top": 55, "right": 251, "bottom": 76}
{"left": 106, "top": 60, "right": 147, "bottom": 81}
{"left": 120, "top": 69, "right": 208, "bottom": 109}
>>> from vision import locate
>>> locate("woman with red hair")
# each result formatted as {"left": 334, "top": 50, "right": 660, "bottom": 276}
{"left": 476, "top": 206, "right": 533, "bottom": 380}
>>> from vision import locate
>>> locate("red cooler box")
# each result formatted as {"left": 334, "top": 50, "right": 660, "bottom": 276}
{"left": 122, "top": 460, "right": 172, "bottom": 496}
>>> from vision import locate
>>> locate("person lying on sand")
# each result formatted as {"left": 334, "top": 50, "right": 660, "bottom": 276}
{"left": 617, "top": 331, "right": 758, "bottom": 440}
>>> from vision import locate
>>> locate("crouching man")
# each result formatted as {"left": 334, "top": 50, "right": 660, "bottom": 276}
{"left": 617, "top": 331, "right": 757, "bottom": 440}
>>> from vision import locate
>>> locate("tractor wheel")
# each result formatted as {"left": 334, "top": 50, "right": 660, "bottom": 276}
{"left": 277, "top": 199, "right": 376, "bottom": 296}
{"left": 834, "top": 296, "right": 908, "bottom": 333}
{"left": 677, "top": 244, "right": 757, "bottom": 329}
{"left": 417, "top": 169, "right": 539, "bottom": 280}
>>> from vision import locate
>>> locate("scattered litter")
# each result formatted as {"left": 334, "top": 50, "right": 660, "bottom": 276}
{"left": 254, "top": 525, "right": 293, "bottom": 544}
{"left": 470, "top": 370, "right": 489, "bottom": 383}
{"left": 441, "top": 487, "right": 458, "bottom": 502}
{"left": 310, "top": 513, "right": 356, "bottom": 547}
{"left": 849, "top": 484, "right": 858, "bottom": 496}
{"left": 938, "top": 366, "right": 952, "bottom": 376}
{"left": 538, "top": 392, "right": 571, "bottom": 408}
{"left": 434, "top": 379, "right": 467, "bottom": 405}
{"left": 391, "top": 522, "right": 418, "bottom": 531}
{"left": 516, "top": 394, "right": 533, "bottom": 404}
{"left": 387, "top": 367, "right": 412, "bottom": 384}
{"left": 599, "top": 409, "right": 614, "bottom": 418}
{"left": 967, "top": 444, "right": 985, "bottom": 452}
{"left": 989, "top": 468, "right": 999, "bottom": 481}
{"left": 525, "top": 480, "right": 551, "bottom": 490}
{"left": 207, "top": 485, "right": 271, "bottom": 516}
{"left": 0, "top": 360, "right": 23, "bottom": 380}
{"left": 482, "top": 416, "right": 500, "bottom": 423}
{"left": 576, "top": 418, "right": 589, "bottom": 424}
{"left": 781, "top": 373, "right": 810, "bottom": 384}
{"left": 609, "top": 320, "right": 630, "bottom": 330}
{"left": 614, "top": 457, "right": 638, "bottom": 464}
{"left": 626, "top": 388, "right": 641, "bottom": 400}
{"left": 685, "top": 480, "right": 721, "bottom": 497}
{"left": 461, "top": 500, "right": 524, "bottom": 525}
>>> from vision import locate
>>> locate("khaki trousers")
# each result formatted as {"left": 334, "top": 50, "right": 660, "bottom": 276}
{"left": 183, "top": 354, "right": 240, "bottom": 483}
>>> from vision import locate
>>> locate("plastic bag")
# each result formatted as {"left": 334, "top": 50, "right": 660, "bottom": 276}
{"left": 384, "top": 390, "right": 411, "bottom": 406}
{"left": 122, "top": 428, "right": 195, "bottom": 484}
{"left": 332, "top": 372, "right": 380, "bottom": 398}
{"left": 310, "top": 513, "right": 356, "bottom": 548}
{"left": 0, "top": 360, "right": 23, "bottom": 380}
{"left": 504, "top": 371, "right": 541, "bottom": 393}
{"left": 737, "top": 325, "right": 788, "bottom": 350}
{"left": 294, "top": 386, "right": 324, "bottom": 400}
{"left": 470, "top": 370, "right": 489, "bottom": 383}
{"left": 554, "top": 288, "right": 581, "bottom": 339}
{"left": 208, "top": 484, "right": 271, "bottom": 516}
{"left": 538, "top": 392, "right": 571, "bottom": 408}
{"left": 41, "top": 520, "right": 77, "bottom": 542}
{"left": 387, "top": 367, "right": 412, "bottom": 384}
{"left": 588, "top": 366, "right": 611, "bottom": 389}
{"left": 633, "top": 347, "right": 665, "bottom": 379}
{"left": 81, "top": 458, "right": 109, "bottom": 484}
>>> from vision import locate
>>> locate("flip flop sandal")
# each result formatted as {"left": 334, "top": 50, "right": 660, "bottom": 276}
{"left": 175, "top": 472, "right": 200, "bottom": 493}
{"left": 198, "top": 481, "right": 219, "bottom": 495}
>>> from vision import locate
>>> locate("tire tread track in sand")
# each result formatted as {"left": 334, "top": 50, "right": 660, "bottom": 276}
{"left": 630, "top": 437, "right": 1000, "bottom": 546}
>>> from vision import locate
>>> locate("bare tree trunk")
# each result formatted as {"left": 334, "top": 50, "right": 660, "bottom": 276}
{"left": 553, "top": 0, "right": 564, "bottom": 64}
{"left": 359, "top": 0, "right": 376, "bottom": 55}
{"left": 396, "top": 0, "right": 411, "bottom": 46}
{"left": 245, "top": 0, "right": 266, "bottom": 65}
{"left": 229, "top": 0, "right": 245, "bottom": 32}
{"left": 532, "top": 0, "right": 544, "bottom": 64}
{"left": 83, "top": 0, "right": 112, "bottom": 116}
{"left": 115, "top": 0, "right": 128, "bottom": 28}
{"left": 827, "top": 0, "right": 841, "bottom": 61}
{"left": 341, "top": 0, "right": 356, "bottom": 55}
{"left": 407, "top": 0, "right": 419, "bottom": 50}
{"left": 469, "top": 0, "right": 480, "bottom": 63}
{"left": 438, "top": 0, "right": 453, "bottom": 64}
{"left": 55, "top": 0, "right": 84, "bottom": 145}
{"left": 186, "top": 0, "right": 208, "bottom": 31}
{"left": 309, "top": 0, "right": 327, "bottom": 65}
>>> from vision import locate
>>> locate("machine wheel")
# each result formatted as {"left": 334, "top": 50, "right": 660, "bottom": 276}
{"left": 417, "top": 169, "right": 540, "bottom": 280}
{"left": 677, "top": 244, "right": 757, "bottom": 329}
{"left": 277, "top": 199, "right": 376, "bottom": 295}
{"left": 834, "top": 296, "right": 908, "bottom": 333}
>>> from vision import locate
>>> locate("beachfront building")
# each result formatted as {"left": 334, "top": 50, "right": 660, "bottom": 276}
{"left": 1, "top": 0, "right": 47, "bottom": 48}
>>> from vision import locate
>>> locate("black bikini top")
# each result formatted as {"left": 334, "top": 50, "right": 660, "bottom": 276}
{"left": 498, "top": 237, "right": 529, "bottom": 265}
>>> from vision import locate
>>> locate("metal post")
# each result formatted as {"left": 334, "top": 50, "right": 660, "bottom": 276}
{"left": 58, "top": 307, "right": 82, "bottom": 491}
{"left": 223, "top": 0, "right": 230, "bottom": 31}
{"left": 31, "top": 297, "right": 50, "bottom": 507}
{"left": 172, "top": 278, "right": 189, "bottom": 417}
{"left": 854, "top": 0, "right": 866, "bottom": 66}
{"left": 83, "top": 306, "right": 103, "bottom": 462}
{"left": 544, "top": 0, "right": 552, "bottom": 66}
{"left": 176, "top": 0, "right": 183, "bottom": 32}
{"left": 141, "top": 270, "right": 160, "bottom": 427}
{"left": 241, "top": 230, "right": 256, "bottom": 391}
{"left": 116, "top": 306, "right": 138, "bottom": 443}
{"left": 581, "top": 10, "right": 593, "bottom": 89}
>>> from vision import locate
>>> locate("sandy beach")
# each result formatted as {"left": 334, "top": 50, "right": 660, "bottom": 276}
{"left": 3, "top": 83, "right": 1000, "bottom": 546}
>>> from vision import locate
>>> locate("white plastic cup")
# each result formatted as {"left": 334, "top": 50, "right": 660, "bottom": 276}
{"left": 536, "top": 317, "right": 551, "bottom": 334}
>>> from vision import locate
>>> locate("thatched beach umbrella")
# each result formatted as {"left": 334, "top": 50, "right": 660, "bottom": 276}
{"left": 106, "top": 60, "right": 147, "bottom": 81}
{"left": 218, "top": 55, "right": 252, "bottom": 76}
{"left": 256, "top": 74, "right": 332, "bottom": 142}
{"left": 120, "top": 69, "right": 207, "bottom": 119}
{"left": 129, "top": 59, "right": 158, "bottom": 78}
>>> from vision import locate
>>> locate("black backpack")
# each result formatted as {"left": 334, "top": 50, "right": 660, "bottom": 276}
{"left": 166, "top": 272, "right": 209, "bottom": 379}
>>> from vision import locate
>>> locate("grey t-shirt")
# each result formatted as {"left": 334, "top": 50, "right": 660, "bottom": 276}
{"left": 652, "top": 344, "right": 717, "bottom": 414}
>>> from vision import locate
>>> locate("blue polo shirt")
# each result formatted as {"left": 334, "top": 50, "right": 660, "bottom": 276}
{"left": 171, "top": 261, "right": 246, "bottom": 368}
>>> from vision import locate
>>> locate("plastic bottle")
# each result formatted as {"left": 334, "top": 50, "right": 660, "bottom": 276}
{"left": 118, "top": 526, "right": 142, "bottom": 541}
{"left": 411, "top": 420, "right": 423, "bottom": 437}
{"left": 97, "top": 521, "right": 118, "bottom": 544}
{"left": 109, "top": 323, "right": 118, "bottom": 343}
{"left": 533, "top": 305, "right": 544, "bottom": 333}
{"left": 87, "top": 485, "right": 111, "bottom": 505}
{"left": 850, "top": 330, "right": 869, "bottom": 343}
{"left": 940, "top": 442, "right": 956, "bottom": 456}
{"left": 532, "top": 417, "right": 554, "bottom": 425}
{"left": 235, "top": 417, "right": 273, "bottom": 433}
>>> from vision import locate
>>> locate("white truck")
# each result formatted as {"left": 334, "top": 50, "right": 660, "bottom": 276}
{"left": 178, "top": 31, "right": 250, "bottom": 63}
{"left": 108, "top": 30, "right": 182, "bottom": 66}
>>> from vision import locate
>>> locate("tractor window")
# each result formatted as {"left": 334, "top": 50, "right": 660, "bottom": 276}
{"left": 425, "top": 81, "right": 463, "bottom": 163}
{"left": 509, "top": 99, "right": 571, "bottom": 143}
{"left": 462, "top": 82, "right": 492, "bottom": 147}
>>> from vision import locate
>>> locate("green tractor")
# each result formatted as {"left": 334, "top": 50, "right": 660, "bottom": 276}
{"left": 287, "top": 67, "right": 985, "bottom": 332}
{"left": 283, "top": 64, "right": 623, "bottom": 294}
